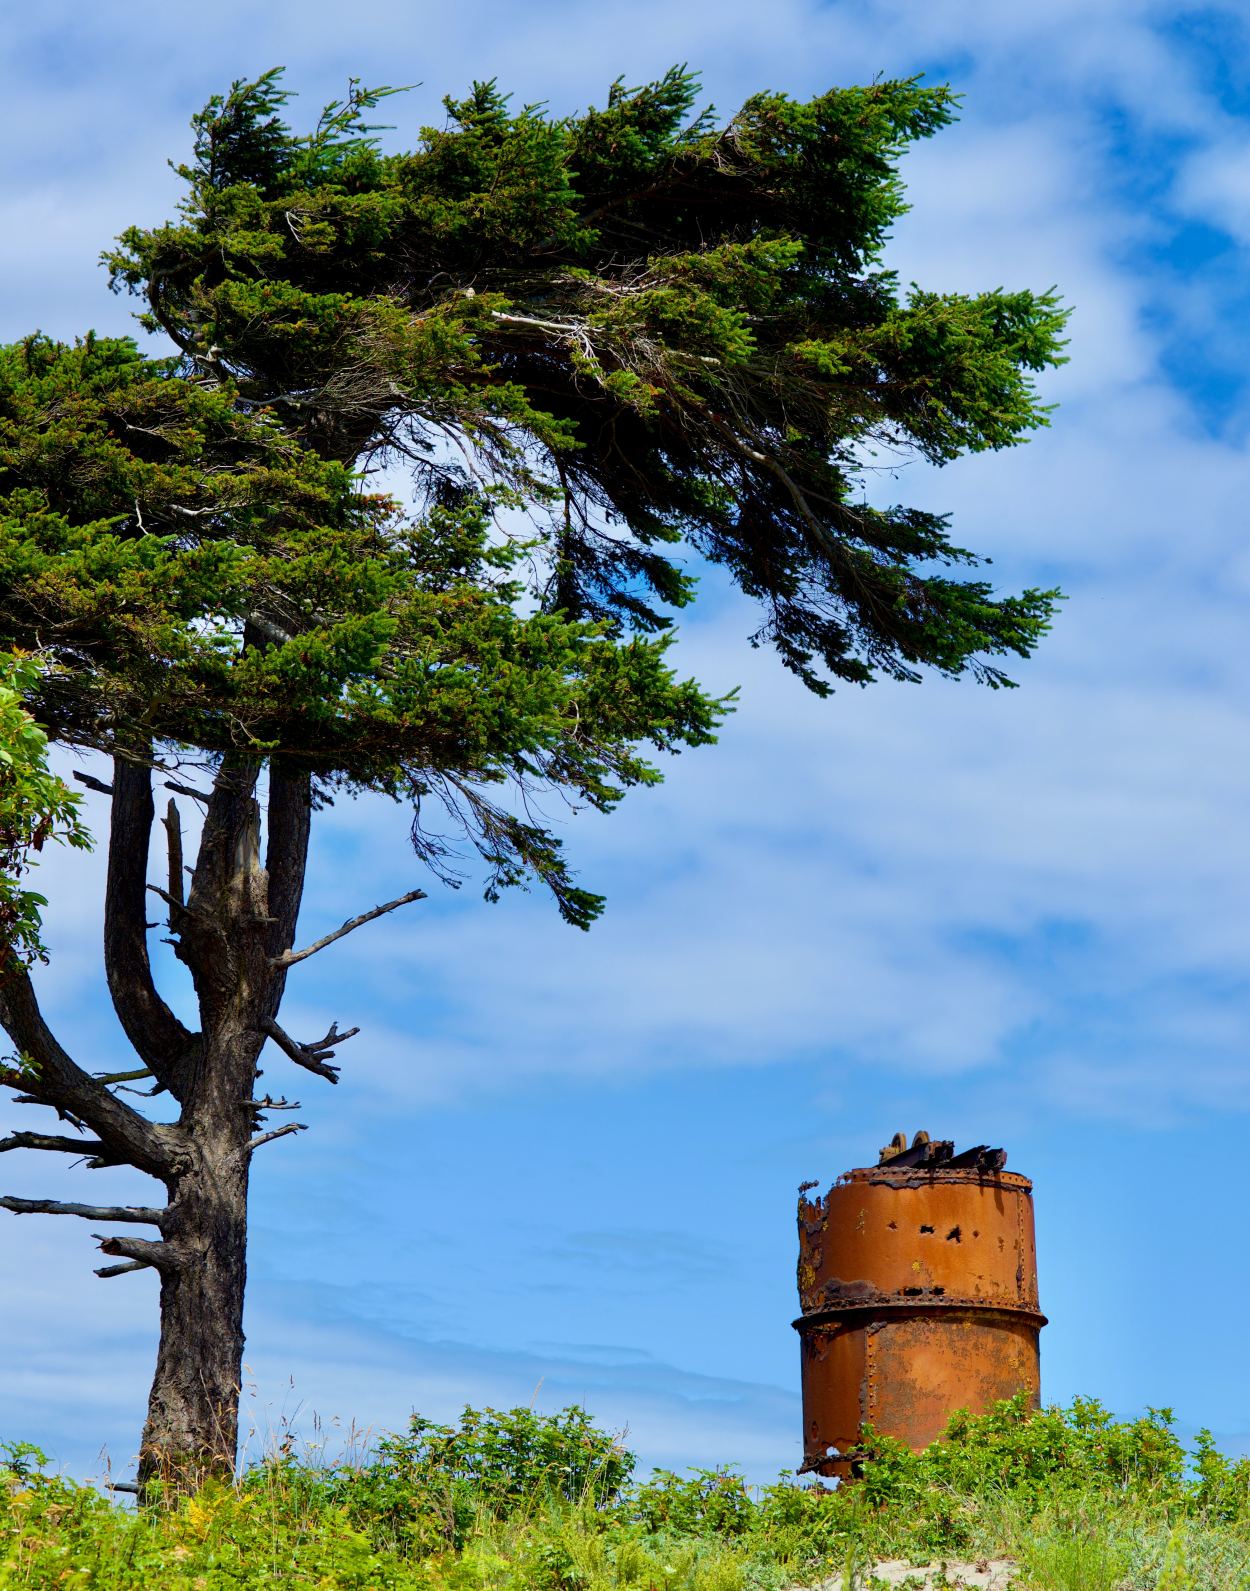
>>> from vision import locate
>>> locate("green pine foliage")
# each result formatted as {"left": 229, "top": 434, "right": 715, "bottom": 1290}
{"left": 2, "top": 65, "right": 1067, "bottom": 935}
{"left": 0, "top": 333, "right": 719, "bottom": 929}
{"left": 106, "top": 68, "right": 1065, "bottom": 695}
{"left": 0, "top": 653, "right": 91, "bottom": 968}
{"left": 3, "top": 1399, "right": 1250, "bottom": 1588}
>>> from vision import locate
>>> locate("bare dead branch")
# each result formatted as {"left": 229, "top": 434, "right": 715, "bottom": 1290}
{"left": 244, "top": 1093, "right": 302, "bottom": 1112}
{"left": 244, "top": 1122, "right": 307, "bottom": 1154}
{"left": 246, "top": 612, "right": 294, "bottom": 645}
{"left": 116, "top": 1078, "right": 166, "bottom": 1098}
{"left": 163, "top": 798, "right": 185, "bottom": 911}
{"left": 96, "top": 1233, "right": 180, "bottom": 1272}
{"left": 260, "top": 1017, "right": 359, "bottom": 1083}
{"left": 163, "top": 780, "right": 209, "bottom": 804}
{"left": 95, "top": 1258, "right": 153, "bottom": 1278}
{"left": 0, "top": 1196, "right": 164, "bottom": 1224}
{"left": 5, "top": 1093, "right": 82, "bottom": 1118}
{"left": 72, "top": 769, "right": 114, "bottom": 796}
{"left": 0, "top": 1131, "right": 107, "bottom": 1158}
{"left": 147, "top": 884, "right": 201, "bottom": 916}
{"left": 274, "top": 889, "right": 426, "bottom": 967}
{"left": 310, "top": 1019, "right": 360, "bottom": 1051}
{"left": 492, "top": 309, "right": 585, "bottom": 336}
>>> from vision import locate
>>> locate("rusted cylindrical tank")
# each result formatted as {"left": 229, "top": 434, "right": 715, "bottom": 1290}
{"left": 794, "top": 1133, "right": 1045, "bottom": 1478}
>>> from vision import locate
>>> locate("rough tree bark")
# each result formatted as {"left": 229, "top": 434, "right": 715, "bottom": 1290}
{"left": 132, "top": 754, "right": 266, "bottom": 1488}
{"left": 134, "top": 752, "right": 319, "bottom": 1487}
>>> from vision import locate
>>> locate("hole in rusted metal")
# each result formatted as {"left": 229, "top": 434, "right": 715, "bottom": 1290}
{"left": 947, "top": 1226, "right": 962, "bottom": 1242}
{"left": 887, "top": 1220, "right": 898, "bottom": 1230}
{"left": 919, "top": 1224, "right": 935, "bottom": 1234}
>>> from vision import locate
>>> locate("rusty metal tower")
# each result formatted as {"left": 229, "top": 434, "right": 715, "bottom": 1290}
{"left": 794, "top": 1131, "right": 1046, "bottom": 1478}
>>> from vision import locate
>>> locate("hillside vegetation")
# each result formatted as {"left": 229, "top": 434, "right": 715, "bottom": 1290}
{"left": 2, "top": 1397, "right": 1249, "bottom": 1588}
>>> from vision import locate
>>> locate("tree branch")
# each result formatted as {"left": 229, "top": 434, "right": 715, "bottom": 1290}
{"left": 72, "top": 769, "right": 114, "bottom": 797}
{"left": 264, "top": 758, "right": 312, "bottom": 1014}
{"left": 174, "top": 755, "right": 279, "bottom": 1079}
{"left": 260, "top": 1016, "right": 358, "bottom": 1083}
{"left": 0, "top": 966, "right": 175, "bottom": 1177}
{"left": 274, "top": 889, "right": 426, "bottom": 967}
{"left": 244, "top": 1122, "right": 306, "bottom": 1154}
{"left": 183, "top": 755, "right": 263, "bottom": 927}
{"left": 162, "top": 798, "right": 185, "bottom": 911}
{"left": 96, "top": 1233, "right": 181, "bottom": 1272}
{"left": 246, "top": 1093, "right": 302, "bottom": 1112}
{"left": 0, "top": 1196, "right": 164, "bottom": 1223}
{"left": 147, "top": 883, "right": 204, "bottom": 915}
{"left": 105, "top": 756, "right": 198, "bottom": 1097}
{"left": 163, "top": 780, "right": 209, "bottom": 804}
{"left": 0, "top": 1131, "right": 108, "bottom": 1158}
{"left": 95, "top": 1258, "right": 152, "bottom": 1278}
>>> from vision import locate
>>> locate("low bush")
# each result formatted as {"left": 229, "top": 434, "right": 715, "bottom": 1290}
{"left": 3, "top": 1398, "right": 1250, "bottom": 1587}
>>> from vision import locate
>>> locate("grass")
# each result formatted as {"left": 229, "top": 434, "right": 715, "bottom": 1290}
{"left": 2, "top": 1397, "right": 1250, "bottom": 1588}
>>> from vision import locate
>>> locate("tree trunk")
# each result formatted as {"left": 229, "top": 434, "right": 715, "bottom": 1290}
{"left": 135, "top": 753, "right": 282, "bottom": 1494}
{"left": 138, "top": 1143, "right": 251, "bottom": 1492}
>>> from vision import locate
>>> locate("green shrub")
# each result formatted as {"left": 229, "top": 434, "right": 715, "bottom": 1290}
{"left": 843, "top": 1392, "right": 1195, "bottom": 1559}
{"left": 4, "top": 1397, "right": 1250, "bottom": 1587}
{"left": 256, "top": 1403, "right": 638, "bottom": 1556}
{"left": 630, "top": 1469, "right": 756, "bottom": 1538}
{"left": 1189, "top": 1427, "right": 1250, "bottom": 1523}
{"left": 387, "top": 1404, "right": 635, "bottom": 1513}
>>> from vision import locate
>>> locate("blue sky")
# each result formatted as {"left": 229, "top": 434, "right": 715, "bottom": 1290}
{"left": 2, "top": 0, "right": 1249, "bottom": 1483}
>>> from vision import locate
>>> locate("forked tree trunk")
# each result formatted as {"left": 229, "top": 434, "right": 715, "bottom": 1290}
{"left": 131, "top": 753, "right": 307, "bottom": 1493}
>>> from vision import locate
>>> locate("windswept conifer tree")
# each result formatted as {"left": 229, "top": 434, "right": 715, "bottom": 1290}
{"left": 0, "top": 68, "right": 1065, "bottom": 1487}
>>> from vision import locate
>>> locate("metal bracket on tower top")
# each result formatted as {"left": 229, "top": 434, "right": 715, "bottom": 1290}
{"left": 877, "top": 1130, "right": 1005, "bottom": 1172}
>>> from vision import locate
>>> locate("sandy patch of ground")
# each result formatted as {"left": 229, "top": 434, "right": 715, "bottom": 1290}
{"left": 804, "top": 1560, "right": 1017, "bottom": 1589}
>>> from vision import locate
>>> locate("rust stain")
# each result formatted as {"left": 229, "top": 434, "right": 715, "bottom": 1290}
{"left": 795, "top": 1132, "right": 1045, "bottom": 1480}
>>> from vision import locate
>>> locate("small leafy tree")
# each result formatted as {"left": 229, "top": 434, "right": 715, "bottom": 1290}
{"left": 0, "top": 68, "right": 1065, "bottom": 1488}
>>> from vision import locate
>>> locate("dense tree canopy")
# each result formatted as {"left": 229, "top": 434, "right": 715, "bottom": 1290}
{"left": 3, "top": 69, "right": 1066, "bottom": 933}
{"left": 0, "top": 67, "right": 1066, "bottom": 1486}
{"left": 0, "top": 331, "right": 716, "bottom": 927}
{"left": 109, "top": 70, "right": 1063, "bottom": 680}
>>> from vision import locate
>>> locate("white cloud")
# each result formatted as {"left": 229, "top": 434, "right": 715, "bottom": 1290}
{"left": 1177, "top": 139, "right": 1250, "bottom": 244}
